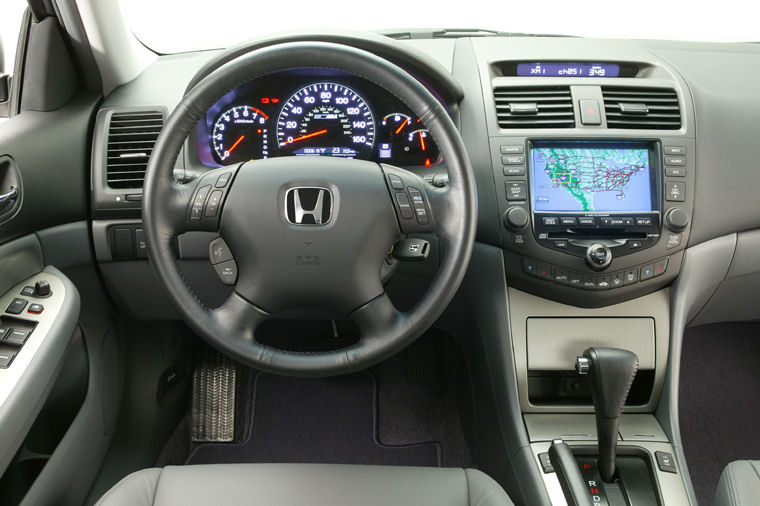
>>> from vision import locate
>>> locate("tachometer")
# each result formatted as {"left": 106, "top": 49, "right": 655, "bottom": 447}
{"left": 276, "top": 83, "right": 375, "bottom": 158}
{"left": 212, "top": 105, "right": 269, "bottom": 164}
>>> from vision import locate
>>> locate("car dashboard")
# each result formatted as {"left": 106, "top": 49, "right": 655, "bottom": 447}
{"left": 195, "top": 69, "right": 442, "bottom": 168}
{"left": 82, "top": 32, "right": 760, "bottom": 506}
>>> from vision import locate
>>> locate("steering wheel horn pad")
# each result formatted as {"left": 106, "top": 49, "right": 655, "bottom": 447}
{"left": 221, "top": 157, "right": 398, "bottom": 314}
{"left": 142, "top": 41, "right": 476, "bottom": 376}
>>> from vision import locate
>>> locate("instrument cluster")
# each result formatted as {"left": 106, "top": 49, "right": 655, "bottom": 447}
{"left": 197, "top": 69, "right": 442, "bottom": 168}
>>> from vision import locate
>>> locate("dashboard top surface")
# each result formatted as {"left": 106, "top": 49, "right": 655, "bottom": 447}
{"left": 96, "top": 34, "right": 760, "bottom": 291}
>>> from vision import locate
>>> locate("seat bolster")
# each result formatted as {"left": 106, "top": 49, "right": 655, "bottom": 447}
{"left": 96, "top": 464, "right": 514, "bottom": 506}
{"left": 95, "top": 468, "right": 161, "bottom": 506}
{"left": 465, "top": 468, "right": 515, "bottom": 506}
{"left": 715, "top": 460, "right": 760, "bottom": 506}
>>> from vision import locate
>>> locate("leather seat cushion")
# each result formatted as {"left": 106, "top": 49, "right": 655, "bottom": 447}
{"left": 96, "top": 463, "right": 514, "bottom": 506}
{"left": 715, "top": 460, "right": 760, "bottom": 506}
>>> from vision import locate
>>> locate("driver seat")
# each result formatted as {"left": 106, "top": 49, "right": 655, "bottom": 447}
{"left": 96, "top": 463, "right": 514, "bottom": 505}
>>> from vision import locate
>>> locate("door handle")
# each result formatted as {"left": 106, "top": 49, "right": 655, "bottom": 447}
{"left": 0, "top": 186, "right": 18, "bottom": 211}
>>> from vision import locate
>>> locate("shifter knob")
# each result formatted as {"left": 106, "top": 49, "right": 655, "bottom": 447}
{"left": 576, "top": 347, "right": 638, "bottom": 482}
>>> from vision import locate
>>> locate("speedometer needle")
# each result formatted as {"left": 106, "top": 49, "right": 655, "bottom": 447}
{"left": 228, "top": 135, "right": 245, "bottom": 153}
{"left": 287, "top": 129, "right": 328, "bottom": 144}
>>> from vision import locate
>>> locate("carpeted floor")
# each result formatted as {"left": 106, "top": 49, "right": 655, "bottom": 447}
{"left": 679, "top": 322, "right": 760, "bottom": 505}
{"left": 187, "top": 371, "right": 441, "bottom": 466}
{"left": 158, "top": 334, "right": 475, "bottom": 469}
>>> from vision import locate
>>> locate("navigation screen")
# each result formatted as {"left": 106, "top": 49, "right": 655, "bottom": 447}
{"left": 530, "top": 143, "right": 655, "bottom": 213}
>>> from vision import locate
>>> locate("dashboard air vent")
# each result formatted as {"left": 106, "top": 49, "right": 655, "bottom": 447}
{"left": 602, "top": 87, "right": 681, "bottom": 129}
{"left": 105, "top": 110, "right": 164, "bottom": 189}
{"left": 493, "top": 86, "right": 574, "bottom": 128}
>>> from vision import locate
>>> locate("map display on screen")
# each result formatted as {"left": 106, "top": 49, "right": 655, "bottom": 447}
{"left": 531, "top": 146, "right": 653, "bottom": 212}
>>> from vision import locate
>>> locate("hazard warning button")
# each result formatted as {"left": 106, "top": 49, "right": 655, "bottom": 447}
{"left": 579, "top": 99, "right": 602, "bottom": 125}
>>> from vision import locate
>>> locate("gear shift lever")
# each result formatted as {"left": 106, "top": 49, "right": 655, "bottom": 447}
{"left": 576, "top": 347, "right": 639, "bottom": 482}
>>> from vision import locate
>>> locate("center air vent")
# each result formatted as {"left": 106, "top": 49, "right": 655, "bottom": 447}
{"left": 106, "top": 110, "right": 164, "bottom": 189}
{"left": 602, "top": 87, "right": 681, "bottom": 130}
{"left": 493, "top": 86, "right": 574, "bottom": 129}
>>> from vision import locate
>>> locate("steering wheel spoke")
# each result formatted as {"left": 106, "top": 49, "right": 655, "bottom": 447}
{"left": 175, "top": 167, "right": 239, "bottom": 233}
{"left": 350, "top": 292, "right": 403, "bottom": 340}
{"left": 211, "top": 292, "right": 269, "bottom": 344}
{"left": 380, "top": 164, "right": 439, "bottom": 234}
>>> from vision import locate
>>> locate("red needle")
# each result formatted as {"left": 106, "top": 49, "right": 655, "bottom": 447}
{"left": 395, "top": 121, "right": 408, "bottom": 135}
{"left": 419, "top": 133, "right": 426, "bottom": 151}
{"left": 227, "top": 135, "right": 245, "bottom": 153}
{"left": 287, "top": 129, "right": 328, "bottom": 144}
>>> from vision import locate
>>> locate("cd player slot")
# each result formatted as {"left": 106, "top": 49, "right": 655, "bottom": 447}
{"left": 547, "top": 230, "right": 648, "bottom": 239}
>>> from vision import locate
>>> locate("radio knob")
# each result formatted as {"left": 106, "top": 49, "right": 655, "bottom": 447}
{"left": 586, "top": 243, "right": 612, "bottom": 271}
{"left": 504, "top": 206, "right": 529, "bottom": 231}
{"left": 665, "top": 207, "right": 689, "bottom": 232}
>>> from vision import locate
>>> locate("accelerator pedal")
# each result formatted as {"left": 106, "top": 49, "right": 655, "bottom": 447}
{"left": 191, "top": 348, "right": 237, "bottom": 442}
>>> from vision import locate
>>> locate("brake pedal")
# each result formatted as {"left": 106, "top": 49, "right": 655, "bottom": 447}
{"left": 191, "top": 348, "right": 237, "bottom": 442}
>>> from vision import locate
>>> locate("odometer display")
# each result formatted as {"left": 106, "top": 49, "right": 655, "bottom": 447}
{"left": 276, "top": 82, "right": 375, "bottom": 158}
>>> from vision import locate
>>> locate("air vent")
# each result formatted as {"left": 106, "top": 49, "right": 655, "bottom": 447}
{"left": 105, "top": 110, "right": 164, "bottom": 189}
{"left": 493, "top": 86, "right": 574, "bottom": 128}
{"left": 602, "top": 87, "right": 681, "bottom": 129}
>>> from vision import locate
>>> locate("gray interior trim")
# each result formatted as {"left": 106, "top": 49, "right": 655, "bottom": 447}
{"left": 0, "top": 266, "right": 80, "bottom": 475}
{"left": 508, "top": 287, "right": 670, "bottom": 413}
{"left": 526, "top": 317, "right": 655, "bottom": 370}
{"left": 655, "top": 234, "right": 741, "bottom": 506}
{"left": 524, "top": 413, "right": 668, "bottom": 443}
{"left": 690, "top": 229, "right": 760, "bottom": 325}
{"left": 36, "top": 221, "right": 93, "bottom": 270}
{"left": 20, "top": 17, "right": 79, "bottom": 112}
{"left": 21, "top": 325, "right": 121, "bottom": 506}
{"left": 439, "top": 242, "right": 550, "bottom": 505}
{"left": 0, "top": 233, "right": 43, "bottom": 295}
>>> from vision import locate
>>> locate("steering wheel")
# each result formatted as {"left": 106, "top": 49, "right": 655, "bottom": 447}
{"left": 143, "top": 41, "right": 476, "bottom": 376}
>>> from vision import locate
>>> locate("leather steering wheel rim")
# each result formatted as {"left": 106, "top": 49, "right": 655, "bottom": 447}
{"left": 143, "top": 41, "right": 477, "bottom": 377}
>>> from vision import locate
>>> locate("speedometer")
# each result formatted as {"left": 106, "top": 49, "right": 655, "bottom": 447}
{"left": 276, "top": 83, "right": 375, "bottom": 158}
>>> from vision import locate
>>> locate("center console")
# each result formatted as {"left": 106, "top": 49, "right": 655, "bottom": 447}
{"left": 492, "top": 135, "right": 695, "bottom": 307}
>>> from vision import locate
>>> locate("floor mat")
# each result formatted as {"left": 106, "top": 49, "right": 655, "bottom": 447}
{"left": 679, "top": 322, "right": 760, "bottom": 505}
{"left": 187, "top": 372, "right": 441, "bottom": 466}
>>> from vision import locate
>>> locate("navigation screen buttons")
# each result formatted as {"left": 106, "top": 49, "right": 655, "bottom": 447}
{"left": 578, "top": 217, "right": 596, "bottom": 226}
{"left": 542, "top": 217, "right": 559, "bottom": 226}
{"left": 664, "top": 146, "right": 687, "bottom": 156}
{"left": 500, "top": 145, "right": 524, "bottom": 154}
{"left": 664, "top": 156, "right": 687, "bottom": 166}
{"left": 665, "top": 182, "right": 686, "bottom": 202}
{"left": 506, "top": 182, "right": 527, "bottom": 201}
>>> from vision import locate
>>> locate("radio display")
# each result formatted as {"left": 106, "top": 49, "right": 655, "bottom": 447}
{"left": 516, "top": 62, "right": 620, "bottom": 77}
{"left": 530, "top": 141, "right": 657, "bottom": 213}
